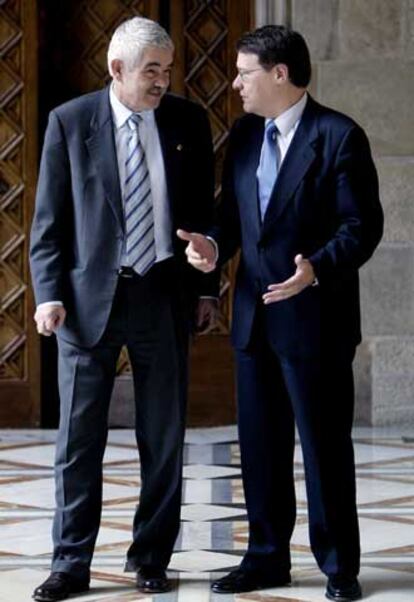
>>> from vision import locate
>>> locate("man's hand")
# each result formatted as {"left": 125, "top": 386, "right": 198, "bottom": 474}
{"left": 176, "top": 229, "right": 217, "bottom": 273}
{"left": 196, "top": 298, "right": 219, "bottom": 334}
{"left": 34, "top": 305, "right": 66, "bottom": 336}
{"left": 262, "top": 254, "right": 316, "bottom": 305}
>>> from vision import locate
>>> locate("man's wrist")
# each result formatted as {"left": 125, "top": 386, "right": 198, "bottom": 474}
{"left": 205, "top": 236, "right": 219, "bottom": 262}
{"left": 37, "top": 301, "right": 64, "bottom": 309}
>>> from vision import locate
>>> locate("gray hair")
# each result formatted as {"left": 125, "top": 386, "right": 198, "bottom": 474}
{"left": 107, "top": 16, "right": 173, "bottom": 73}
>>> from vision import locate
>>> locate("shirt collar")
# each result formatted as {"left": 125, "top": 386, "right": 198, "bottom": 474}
{"left": 109, "top": 85, "right": 154, "bottom": 129}
{"left": 266, "top": 92, "right": 308, "bottom": 137}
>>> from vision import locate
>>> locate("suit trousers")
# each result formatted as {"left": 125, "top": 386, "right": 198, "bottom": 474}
{"left": 52, "top": 260, "right": 189, "bottom": 578}
{"left": 236, "top": 306, "right": 360, "bottom": 579}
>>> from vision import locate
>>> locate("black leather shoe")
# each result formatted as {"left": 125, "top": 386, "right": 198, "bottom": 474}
{"left": 211, "top": 568, "right": 291, "bottom": 594}
{"left": 326, "top": 576, "right": 362, "bottom": 601}
{"left": 136, "top": 566, "right": 171, "bottom": 593}
{"left": 32, "top": 572, "right": 90, "bottom": 601}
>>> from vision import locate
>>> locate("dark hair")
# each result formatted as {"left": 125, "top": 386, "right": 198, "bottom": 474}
{"left": 236, "top": 25, "right": 311, "bottom": 87}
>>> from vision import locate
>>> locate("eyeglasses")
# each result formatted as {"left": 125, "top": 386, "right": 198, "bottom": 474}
{"left": 236, "top": 68, "right": 264, "bottom": 82}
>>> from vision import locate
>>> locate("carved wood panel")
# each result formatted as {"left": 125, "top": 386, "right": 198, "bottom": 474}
{"left": 0, "top": 0, "right": 39, "bottom": 425}
{"left": 63, "top": 0, "right": 158, "bottom": 95}
{"left": 170, "top": 0, "right": 252, "bottom": 425}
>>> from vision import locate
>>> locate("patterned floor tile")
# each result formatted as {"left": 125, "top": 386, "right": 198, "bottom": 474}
{"left": 184, "top": 427, "right": 238, "bottom": 445}
{"left": 181, "top": 504, "right": 246, "bottom": 522}
{"left": 170, "top": 550, "right": 240, "bottom": 572}
{"left": 290, "top": 515, "right": 414, "bottom": 555}
{"left": 0, "top": 444, "right": 139, "bottom": 468}
{"left": 294, "top": 475, "right": 414, "bottom": 506}
{"left": 0, "top": 428, "right": 413, "bottom": 601}
{"left": 0, "top": 518, "right": 131, "bottom": 556}
{"left": 0, "top": 477, "right": 140, "bottom": 509}
{"left": 184, "top": 465, "right": 241, "bottom": 480}
{"left": 184, "top": 479, "right": 212, "bottom": 503}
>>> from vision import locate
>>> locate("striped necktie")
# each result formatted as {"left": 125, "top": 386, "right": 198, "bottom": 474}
{"left": 124, "top": 113, "right": 156, "bottom": 275}
{"left": 256, "top": 121, "right": 279, "bottom": 220}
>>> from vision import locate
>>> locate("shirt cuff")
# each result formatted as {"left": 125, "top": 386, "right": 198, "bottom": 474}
{"left": 205, "top": 236, "right": 219, "bottom": 262}
{"left": 37, "top": 301, "right": 64, "bottom": 309}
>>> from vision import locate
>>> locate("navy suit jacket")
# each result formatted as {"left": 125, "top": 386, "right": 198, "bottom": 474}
{"left": 30, "top": 88, "right": 216, "bottom": 347}
{"left": 212, "top": 96, "right": 383, "bottom": 356}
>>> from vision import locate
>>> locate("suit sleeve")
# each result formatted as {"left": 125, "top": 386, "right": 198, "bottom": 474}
{"left": 30, "top": 110, "right": 71, "bottom": 305}
{"left": 308, "top": 125, "right": 383, "bottom": 281}
{"left": 209, "top": 120, "right": 242, "bottom": 265}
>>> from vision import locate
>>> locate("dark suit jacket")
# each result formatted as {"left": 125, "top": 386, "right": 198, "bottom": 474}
{"left": 212, "top": 96, "right": 383, "bottom": 356}
{"left": 30, "top": 88, "right": 216, "bottom": 347}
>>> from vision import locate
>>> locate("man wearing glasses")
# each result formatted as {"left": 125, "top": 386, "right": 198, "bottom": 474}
{"left": 178, "top": 25, "right": 383, "bottom": 602}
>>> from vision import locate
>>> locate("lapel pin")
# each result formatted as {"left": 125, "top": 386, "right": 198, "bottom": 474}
{"left": 176, "top": 144, "right": 183, "bottom": 151}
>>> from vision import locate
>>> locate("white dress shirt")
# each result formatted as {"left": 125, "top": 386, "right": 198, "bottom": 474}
{"left": 268, "top": 91, "right": 307, "bottom": 166}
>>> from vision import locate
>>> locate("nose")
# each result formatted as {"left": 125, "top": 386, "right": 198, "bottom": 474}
{"left": 155, "top": 72, "right": 170, "bottom": 88}
{"left": 232, "top": 74, "right": 242, "bottom": 90}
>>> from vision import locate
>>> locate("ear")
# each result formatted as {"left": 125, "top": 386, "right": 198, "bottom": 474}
{"left": 110, "top": 59, "right": 124, "bottom": 82}
{"left": 274, "top": 64, "right": 289, "bottom": 83}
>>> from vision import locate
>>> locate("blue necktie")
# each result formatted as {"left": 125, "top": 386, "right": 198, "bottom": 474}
{"left": 256, "top": 121, "right": 279, "bottom": 220}
{"left": 124, "top": 114, "right": 156, "bottom": 275}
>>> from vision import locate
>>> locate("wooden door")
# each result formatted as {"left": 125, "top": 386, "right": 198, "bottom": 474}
{"left": 169, "top": 0, "right": 252, "bottom": 425}
{"left": 0, "top": 0, "right": 39, "bottom": 426}
{"left": 0, "top": 0, "right": 253, "bottom": 426}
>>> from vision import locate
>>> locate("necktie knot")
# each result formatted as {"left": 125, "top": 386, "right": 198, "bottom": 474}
{"left": 266, "top": 121, "right": 278, "bottom": 142}
{"left": 128, "top": 113, "right": 142, "bottom": 131}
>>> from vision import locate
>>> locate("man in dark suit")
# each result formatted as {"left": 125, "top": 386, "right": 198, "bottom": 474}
{"left": 30, "top": 16, "right": 217, "bottom": 601}
{"left": 178, "top": 25, "right": 383, "bottom": 602}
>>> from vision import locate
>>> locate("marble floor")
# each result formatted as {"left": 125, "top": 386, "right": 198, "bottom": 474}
{"left": 0, "top": 426, "right": 413, "bottom": 601}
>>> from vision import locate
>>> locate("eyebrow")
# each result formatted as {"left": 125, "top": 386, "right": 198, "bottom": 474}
{"left": 143, "top": 61, "right": 173, "bottom": 69}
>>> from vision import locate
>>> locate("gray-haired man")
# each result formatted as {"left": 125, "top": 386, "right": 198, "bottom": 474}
{"left": 30, "top": 16, "right": 217, "bottom": 600}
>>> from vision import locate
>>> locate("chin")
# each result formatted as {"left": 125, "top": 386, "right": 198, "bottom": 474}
{"left": 242, "top": 102, "right": 254, "bottom": 114}
{"left": 147, "top": 94, "right": 163, "bottom": 108}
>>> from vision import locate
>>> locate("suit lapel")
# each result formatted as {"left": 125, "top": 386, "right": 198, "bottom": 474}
{"left": 262, "top": 96, "right": 319, "bottom": 235}
{"left": 85, "top": 88, "right": 124, "bottom": 231}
